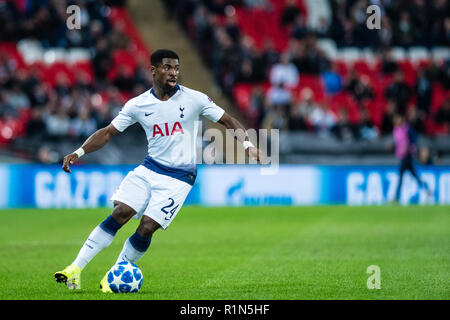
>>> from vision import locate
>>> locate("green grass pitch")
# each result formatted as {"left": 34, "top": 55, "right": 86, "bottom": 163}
{"left": 0, "top": 206, "right": 448, "bottom": 300}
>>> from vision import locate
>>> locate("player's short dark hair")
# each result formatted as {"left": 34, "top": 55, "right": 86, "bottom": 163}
{"left": 150, "top": 49, "right": 179, "bottom": 67}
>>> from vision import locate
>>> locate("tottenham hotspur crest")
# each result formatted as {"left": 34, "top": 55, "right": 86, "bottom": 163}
{"left": 179, "top": 106, "right": 185, "bottom": 118}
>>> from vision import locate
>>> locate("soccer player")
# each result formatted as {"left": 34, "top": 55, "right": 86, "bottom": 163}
{"left": 392, "top": 113, "right": 429, "bottom": 203}
{"left": 54, "top": 49, "right": 262, "bottom": 291}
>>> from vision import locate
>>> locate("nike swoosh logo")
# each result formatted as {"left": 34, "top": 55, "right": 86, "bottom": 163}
{"left": 145, "top": 112, "right": 154, "bottom": 116}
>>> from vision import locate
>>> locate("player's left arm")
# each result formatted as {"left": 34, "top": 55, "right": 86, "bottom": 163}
{"left": 217, "top": 112, "right": 263, "bottom": 164}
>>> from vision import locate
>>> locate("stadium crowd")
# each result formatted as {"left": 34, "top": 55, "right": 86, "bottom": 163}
{"left": 0, "top": 0, "right": 150, "bottom": 152}
{"left": 0, "top": 0, "right": 449, "bottom": 163}
{"left": 166, "top": 0, "right": 450, "bottom": 140}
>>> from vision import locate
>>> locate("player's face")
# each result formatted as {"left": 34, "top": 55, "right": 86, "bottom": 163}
{"left": 152, "top": 58, "right": 180, "bottom": 90}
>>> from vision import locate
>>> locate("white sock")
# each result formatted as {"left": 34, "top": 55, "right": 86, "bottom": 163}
{"left": 72, "top": 226, "right": 114, "bottom": 270}
{"left": 115, "top": 232, "right": 152, "bottom": 264}
{"left": 115, "top": 239, "right": 146, "bottom": 264}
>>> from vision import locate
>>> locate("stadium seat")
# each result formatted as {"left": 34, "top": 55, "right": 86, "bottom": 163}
{"left": 297, "top": 75, "right": 326, "bottom": 102}
{"left": 391, "top": 47, "right": 406, "bottom": 61}
{"left": 317, "top": 38, "right": 338, "bottom": 59}
{"left": 431, "top": 47, "right": 450, "bottom": 62}
{"left": 43, "top": 48, "right": 66, "bottom": 65}
{"left": 17, "top": 39, "right": 44, "bottom": 65}
{"left": 360, "top": 47, "right": 377, "bottom": 62}
{"left": 431, "top": 83, "right": 447, "bottom": 113}
{"left": 337, "top": 47, "right": 361, "bottom": 63}
{"left": 408, "top": 46, "right": 430, "bottom": 63}
{"left": 72, "top": 61, "right": 95, "bottom": 83}
{"left": 397, "top": 60, "right": 417, "bottom": 86}
{"left": 233, "top": 83, "right": 254, "bottom": 112}
{"left": 66, "top": 48, "right": 92, "bottom": 64}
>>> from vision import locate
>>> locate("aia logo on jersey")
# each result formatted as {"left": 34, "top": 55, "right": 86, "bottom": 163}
{"left": 152, "top": 122, "right": 184, "bottom": 137}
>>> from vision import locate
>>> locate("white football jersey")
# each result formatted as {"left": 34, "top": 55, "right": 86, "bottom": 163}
{"left": 111, "top": 85, "right": 225, "bottom": 184}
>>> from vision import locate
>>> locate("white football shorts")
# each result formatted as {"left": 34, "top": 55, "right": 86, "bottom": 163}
{"left": 110, "top": 165, "right": 192, "bottom": 229}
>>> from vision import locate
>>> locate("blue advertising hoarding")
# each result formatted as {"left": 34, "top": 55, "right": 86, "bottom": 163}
{"left": 0, "top": 163, "right": 449, "bottom": 208}
{"left": 198, "top": 165, "right": 450, "bottom": 206}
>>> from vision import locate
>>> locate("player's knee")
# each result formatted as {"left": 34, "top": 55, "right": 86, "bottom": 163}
{"left": 111, "top": 201, "right": 136, "bottom": 225}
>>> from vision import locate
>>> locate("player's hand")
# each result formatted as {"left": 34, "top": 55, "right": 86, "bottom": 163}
{"left": 62, "top": 153, "right": 79, "bottom": 174}
{"left": 247, "top": 147, "right": 263, "bottom": 165}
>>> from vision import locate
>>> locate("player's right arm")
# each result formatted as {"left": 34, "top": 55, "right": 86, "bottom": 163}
{"left": 62, "top": 124, "right": 120, "bottom": 173}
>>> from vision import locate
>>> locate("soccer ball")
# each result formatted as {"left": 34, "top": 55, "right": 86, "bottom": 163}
{"left": 107, "top": 261, "right": 143, "bottom": 293}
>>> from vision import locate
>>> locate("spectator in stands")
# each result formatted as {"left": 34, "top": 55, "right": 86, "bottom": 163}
{"left": 26, "top": 108, "right": 46, "bottom": 140}
{"left": 69, "top": 88, "right": 90, "bottom": 116}
{"left": 266, "top": 81, "right": 292, "bottom": 109}
{"left": 0, "top": 90, "right": 16, "bottom": 118}
{"left": 92, "top": 38, "right": 113, "bottom": 83}
{"left": 378, "top": 17, "right": 394, "bottom": 48}
{"left": 29, "top": 82, "right": 49, "bottom": 107}
{"left": 248, "top": 85, "right": 266, "bottom": 128}
{"left": 235, "top": 59, "right": 257, "bottom": 83}
{"left": 358, "top": 108, "right": 379, "bottom": 141}
{"left": 73, "top": 72, "right": 93, "bottom": 93}
{"left": 407, "top": 105, "right": 426, "bottom": 135}
{"left": 295, "top": 87, "right": 318, "bottom": 120}
{"left": 385, "top": 70, "right": 411, "bottom": 115}
{"left": 113, "top": 65, "right": 136, "bottom": 92}
{"left": 133, "top": 53, "right": 152, "bottom": 88}
{"left": 85, "top": 20, "right": 106, "bottom": 49}
{"left": 260, "top": 40, "right": 280, "bottom": 77}
{"left": 322, "top": 63, "right": 342, "bottom": 96}
{"left": 31, "top": 4, "right": 67, "bottom": 48}
{"left": 280, "top": 0, "right": 301, "bottom": 29}
{"left": 308, "top": 102, "right": 336, "bottom": 137}
{"left": 291, "top": 34, "right": 330, "bottom": 74}
{"left": 381, "top": 101, "right": 396, "bottom": 136}
{"left": 70, "top": 107, "right": 98, "bottom": 141}
{"left": 415, "top": 68, "right": 433, "bottom": 116}
{"left": 332, "top": 108, "right": 356, "bottom": 141}
{"left": 380, "top": 49, "right": 398, "bottom": 74}
{"left": 288, "top": 102, "right": 308, "bottom": 131}
{"left": 193, "top": 6, "right": 218, "bottom": 60}
{"left": 109, "top": 19, "right": 130, "bottom": 50}
{"left": 443, "top": 59, "right": 450, "bottom": 90}
{"left": 393, "top": 11, "right": 415, "bottom": 47}
{"left": 340, "top": 20, "right": 356, "bottom": 47}
{"left": 345, "top": 72, "right": 374, "bottom": 107}
{"left": 444, "top": 17, "right": 450, "bottom": 46}
{"left": 418, "top": 146, "right": 434, "bottom": 165}
{"left": 105, "top": 85, "right": 125, "bottom": 117}
{"left": 315, "top": 17, "right": 330, "bottom": 39}
{"left": 8, "top": 83, "right": 30, "bottom": 110}
{"left": 45, "top": 108, "right": 70, "bottom": 141}
{"left": 409, "top": 0, "right": 428, "bottom": 45}
{"left": 224, "top": 15, "right": 241, "bottom": 44}
{"left": 261, "top": 105, "right": 288, "bottom": 131}
{"left": 434, "top": 97, "right": 450, "bottom": 131}
{"left": 244, "top": 0, "right": 273, "bottom": 11}
{"left": 291, "top": 14, "right": 309, "bottom": 40}
{"left": 36, "top": 146, "right": 59, "bottom": 164}
{"left": 248, "top": 47, "right": 266, "bottom": 83}
{"left": 54, "top": 73, "right": 72, "bottom": 98}
{"left": 211, "top": 27, "right": 241, "bottom": 93}
{"left": 269, "top": 52, "right": 299, "bottom": 88}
